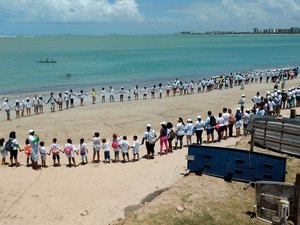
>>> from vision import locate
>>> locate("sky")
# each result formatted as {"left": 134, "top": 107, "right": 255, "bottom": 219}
{"left": 0, "top": 0, "right": 299, "bottom": 35}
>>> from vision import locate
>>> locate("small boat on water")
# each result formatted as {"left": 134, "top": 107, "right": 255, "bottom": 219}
{"left": 37, "top": 58, "right": 56, "bottom": 63}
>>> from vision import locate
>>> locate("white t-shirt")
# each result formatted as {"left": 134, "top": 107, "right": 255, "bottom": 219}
{"left": 132, "top": 140, "right": 140, "bottom": 154}
{"left": 119, "top": 140, "right": 129, "bottom": 153}
{"left": 39, "top": 146, "right": 47, "bottom": 155}
{"left": 78, "top": 143, "right": 88, "bottom": 155}
{"left": 185, "top": 123, "right": 194, "bottom": 135}
{"left": 102, "top": 142, "right": 110, "bottom": 152}
{"left": 194, "top": 120, "right": 204, "bottom": 131}
{"left": 143, "top": 130, "right": 157, "bottom": 144}
{"left": 92, "top": 137, "right": 101, "bottom": 150}
{"left": 216, "top": 117, "right": 225, "bottom": 127}
{"left": 176, "top": 123, "right": 185, "bottom": 136}
{"left": 222, "top": 113, "right": 230, "bottom": 126}
{"left": 50, "top": 143, "right": 60, "bottom": 155}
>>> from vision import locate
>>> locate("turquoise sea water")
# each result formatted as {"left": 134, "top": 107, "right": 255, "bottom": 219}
{"left": 0, "top": 34, "right": 299, "bottom": 96}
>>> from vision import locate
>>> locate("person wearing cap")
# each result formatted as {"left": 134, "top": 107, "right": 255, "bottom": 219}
{"left": 14, "top": 100, "right": 21, "bottom": 119}
{"left": 156, "top": 121, "right": 168, "bottom": 156}
{"left": 25, "top": 98, "right": 31, "bottom": 116}
{"left": 141, "top": 124, "right": 156, "bottom": 159}
{"left": 28, "top": 129, "right": 40, "bottom": 170}
{"left": 64, "top": 91, "right": 70, "bottom": 109}
{"left": 194, "top": 115, "right": 204, "bottom": 145}
{"left": 1, "top": 98, "right": 13, "bottom": 121}
{"left": 243, "top": 109, "right": 251, "bottom": 136}
{"left": 185, "top": 118, "right": 194, "bottom": 146}
{"left": 239, "top": 94, "right": 246, "bottom": 114}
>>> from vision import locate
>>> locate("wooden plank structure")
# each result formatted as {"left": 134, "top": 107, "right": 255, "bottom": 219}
{"left": 246, "top": 115, "right": 300, "bottom": 157}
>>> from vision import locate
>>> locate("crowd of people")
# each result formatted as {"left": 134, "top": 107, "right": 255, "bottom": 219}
{"left": 2, "top": 81, "right": 299, "bottom": 170}
{"left": 1, "top": 67, "right": 298, "bottom": 121}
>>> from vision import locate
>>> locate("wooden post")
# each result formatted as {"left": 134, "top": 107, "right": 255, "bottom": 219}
{"left": 250, "top": 125, "right": 255, "bottom": 152}
{"left": 294, "top": 173, "right": 300, "bottom": 225}
{"left": 290, "top": 109, "right": 296, "bottom": 119}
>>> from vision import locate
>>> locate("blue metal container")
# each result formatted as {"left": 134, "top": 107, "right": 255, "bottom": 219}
{"left": 187, "top": 145, "right": 286, "bottom": 182}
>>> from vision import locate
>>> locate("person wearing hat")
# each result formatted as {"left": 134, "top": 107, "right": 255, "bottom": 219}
{"left": 28, "top": 129, "right": 40, "bottom": 170}
{"left": 194, "top": 115, "right": 204, "bottom": 145}
{"left": 25, "top": 97, "right": 31, "bottom": 116}
{"left": 156, "top": 121, "right": 168, "bottom": 156}
{"left": 1, "top": 98, "right": 13, "bottom": 121}
{"left": 141, "top": 124, "right": 156, "bottom": 159}
{"left": 243, "top": 109, "right": 251, "bottom": 136}
{"left": 64, "top": 91, "right": 70, "bottom": 109}
{"left": 185, "top": 119, "right": 194, "bottom": 146}
{"left": 14, "top": 100, "right": 21, "bottom": 119}
{"left": 239, "top": 94, "right": 246, "bottom": 114}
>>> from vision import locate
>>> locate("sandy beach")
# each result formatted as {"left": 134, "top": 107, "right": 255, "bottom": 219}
{"left": 0, "top": 78, "right": 299, "bottom": 225}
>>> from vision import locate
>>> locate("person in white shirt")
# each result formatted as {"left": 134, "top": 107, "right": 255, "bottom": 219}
{"left": 222, "top": 108, "right": 230, "bottom": 140}
{"left": 92, "top": 132, "right": 101, "bottom": 163}
{"left": 141, "top": 124, "right": 156, "bottom": 159}
{"left": 25, "top": 98, "right": 31, "bottom": 116}
{"left": 102, "top": 139, "right": 111, "bottom": 163}
{"left": 63, "top": 138, "right": 77, "bottom": 167}
{"left": 100, "top": 88, "right": 106, "bottom": 103}
{"left": 108, "top": 86, "right": 115, "bottom": 102}
{"left": 48, "top": 138, "right": 61, "bottom": 166}
{"left": 1, "top": 98, "right": 12, "bottom": 121}
{"left": 64, "top": 91, "right": 70, "bottom": 109}
{"left": 119, "top": 136, "right": 130, "bottom": 162}
{"left": 78, "top": 138, "right": 88, "bottom": 165}
{"left": 243, "top": 109, "right": 251, "bottom": 136}
{"left": 185, "top": 119, "right": 194, "bottom": 146}
{"left": 194, "top": 115, "right": 205, "bottom": 145}
{"left": 47, "top": 92, "right": 57, "bottom": 112}
{"left": 131, "top": 135, "right": 140, "bottom": 161}
{"left": 133, "top": 85, "right": 140, "bottom": 100}
{"left": 216, "top": 112, "right": 225, "bottom": 142}
{"left": 175, "top": 117, "right": 185, "bottom": 149}
{"left": 32, "top": 95, "right": 39, "bottom": 115}
{"left": 165, "top": 83, "right": 171, "bottom": 97}
{"left": 39, "top": 141, "right": 47, "bottom": 167}
{"left": 119, "top": 87, "right": 126, "bottom": 102}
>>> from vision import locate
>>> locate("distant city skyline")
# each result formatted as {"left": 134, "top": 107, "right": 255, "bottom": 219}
{"left": 0, "top": 0, "right": 299, "bottom": 35}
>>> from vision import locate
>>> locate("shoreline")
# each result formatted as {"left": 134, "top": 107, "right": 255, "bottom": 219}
{"left": 0, "top": 65, "right": 298, "bottom": 98}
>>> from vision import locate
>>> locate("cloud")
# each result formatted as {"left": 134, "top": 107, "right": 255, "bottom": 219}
{"left": 0, "top": 0, "right": 144, "bottom": 23}
{"left": 165, "top": 0, "right": 300, "bottom": 31}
